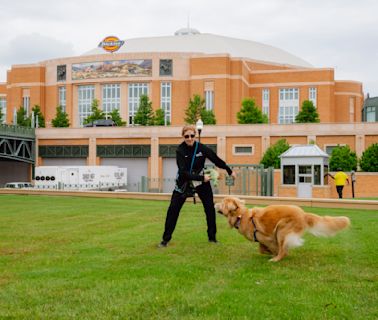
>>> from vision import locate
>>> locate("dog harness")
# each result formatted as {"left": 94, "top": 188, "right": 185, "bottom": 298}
{"left": 251, "top": 216, "right": 259, "bottom": 242}
{"left": 234, "top": 215, "right": 259, "bottom": 242}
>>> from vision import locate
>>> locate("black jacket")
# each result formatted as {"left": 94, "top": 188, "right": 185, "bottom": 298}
{"left": 175, "top": 141, "right": 232, "bottom": 188}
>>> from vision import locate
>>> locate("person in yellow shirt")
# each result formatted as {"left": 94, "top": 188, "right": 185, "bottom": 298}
{"left": 327, "top": 168, "right": 350, "bottom": 199}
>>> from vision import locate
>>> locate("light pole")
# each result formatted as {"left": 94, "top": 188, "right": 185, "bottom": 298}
{"left": 351, "top": 170, "right": 356, "bottom": 198}
{"left": 196, "top": 118, "right": 203, "bottom": 142}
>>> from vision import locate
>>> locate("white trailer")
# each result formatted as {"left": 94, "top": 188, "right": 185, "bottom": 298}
{"left": 34, "top": 166, "right": 127, "bottom": 191}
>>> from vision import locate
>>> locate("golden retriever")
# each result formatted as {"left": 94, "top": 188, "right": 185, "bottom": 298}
{"left": 215, "top": 196, "right": 350, "bottom": 262}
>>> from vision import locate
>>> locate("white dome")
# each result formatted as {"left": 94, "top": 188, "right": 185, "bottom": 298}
{"left": 174, "top": 27, "right": 200, "bottom": 36}
{"left": 83, "top": 33, "right": 312, "bottom": 68}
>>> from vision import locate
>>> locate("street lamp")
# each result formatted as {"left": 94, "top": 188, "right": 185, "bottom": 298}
{"left": 196, "top": 118, "right": 203, "bottom": 142}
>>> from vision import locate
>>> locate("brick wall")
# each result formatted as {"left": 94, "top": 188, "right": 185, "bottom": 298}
{"left": 275, "top": 170, "right": 378, "bottom": 199}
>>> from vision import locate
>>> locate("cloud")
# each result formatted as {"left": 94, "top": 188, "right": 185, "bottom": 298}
{"left": 0, "top": 33, "right": 74, "bottom": 65}
{"left": 0, "top": 0, "right": 376, "bottom": 95}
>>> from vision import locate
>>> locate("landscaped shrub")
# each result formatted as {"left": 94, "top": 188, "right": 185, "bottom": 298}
{"left": 329, "top": 145, "right": 357, "bottom": 171}
{"left": 360, "top": 143, "right": 378, "bottom": 172}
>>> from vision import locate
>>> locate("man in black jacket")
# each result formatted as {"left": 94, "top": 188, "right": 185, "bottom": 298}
{"left": 159, "top": 125, "right": 236, "bottom": 247}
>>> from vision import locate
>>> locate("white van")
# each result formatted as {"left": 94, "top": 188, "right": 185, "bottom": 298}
{"left": 4, "top": 182, "right": 34, "bottom": 189}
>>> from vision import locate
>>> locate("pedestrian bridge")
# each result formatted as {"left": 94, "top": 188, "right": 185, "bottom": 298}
{"left": 0, "top": 124, "right": 35, "bottom": 163}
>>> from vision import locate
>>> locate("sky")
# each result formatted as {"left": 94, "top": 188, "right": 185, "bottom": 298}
{"left": 0, "top": 0, "right": 377, "bottom": 96}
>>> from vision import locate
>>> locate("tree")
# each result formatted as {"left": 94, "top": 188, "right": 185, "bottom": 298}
{"left": 295, "top": 100, "right": 320, "bottom": 123}
{"left": 237, "top": 98, "right": 268, "bottom": 124}
{"left": 184, "top": 94, "right": 216, "bottom": 125}
{"left": 16, "top": 105, "right": 46, "bottom": 127}
{"left": 359, "top": 143, "right": 378, "bottom": 172}
{"left": 0, "top": 106, "right": 3, "bottom": 123}
{"left": 134, "top": 95, "right": 154, "bottom": 126}
{"left": 151, "top": 108, "right": 170, "bottom": 126}
{"left": 31, "top": 105, "right": 46, "bottom": 128}
{"left": 52, "top": 106, "right": 70, "bottom": 127}
{"left": 329, "top": 145, "right": 357, "bottom": 171}
{"left": 200, "top": 109, "right": 216, "bottom": 125}
{"left": 83, "top": 99, "right": 105, "bottom": 125}
{"left": 16, "top": 107, "right": 30, "bottom": 127}
{"left": 260, "top": 139, "right": 290, "bottom": 169}
{"left": 109, "top": 109, "right": 126, "bottom": 126}
{"left": 184, "top": 94, "right": 205, "bottom": 124}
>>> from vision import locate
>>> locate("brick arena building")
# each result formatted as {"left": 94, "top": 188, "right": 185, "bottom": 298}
{"left": 0, "top": 29, "right": 376, "bottom": 198}
{"left": 0, "top": 27, "right": 365, "bottom": 126}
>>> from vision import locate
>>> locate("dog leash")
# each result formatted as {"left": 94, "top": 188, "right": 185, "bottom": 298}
{"left": 174, "top": 141, "right": 198, "bottom": 203}
{"left": 190, "top": 141, "right": 199, "bottom": 204}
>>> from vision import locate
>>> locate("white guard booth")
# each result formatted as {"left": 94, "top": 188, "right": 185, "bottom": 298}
{"left": 280, "top": 145, "right": 329, "bottom": 198}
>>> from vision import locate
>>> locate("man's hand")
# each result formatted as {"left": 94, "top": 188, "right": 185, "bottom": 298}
{"left": 231, "top": 171, "right": 237, "bottom": 179}
{"left": 203, "top": 174, "right": 211, "bottom": 183}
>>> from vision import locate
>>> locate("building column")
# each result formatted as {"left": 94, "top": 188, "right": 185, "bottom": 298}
{"left": 307, "top": 135, "right": 316, "bottom": 144}
{"left": 72, "top": 86, "right": 78, "bottom": 128}
{"left": 120, "top": 83, "right": 128, "bottom": 125}
{"left": 262, "top": 135, "right": 270, "bottom": 154}
{"left": 217, "top": 136, "right": 226, "bottom": 160}
{"left": 65, "top": 84, "right": 73, "bottom": 129}
{"left": 355, "top": 134, "right": 365, "bottom": 158}
{"left": 88, "top": 137, "right": 97, "bottom": 165}
{"left": 95, "top": 84, "right": 102, "bottom": 106}
{"left": 150, "top": 137, "right": 159, "bottom": 184}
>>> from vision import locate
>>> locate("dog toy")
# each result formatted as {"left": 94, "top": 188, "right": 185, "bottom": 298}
{"left": 204, "top": 168, "right": 220, "bottom": 187}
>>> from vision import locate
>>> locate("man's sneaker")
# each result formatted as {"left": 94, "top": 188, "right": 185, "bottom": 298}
{"left": 158, "top": 241, "right": 168, "bottom": 248}
{"left": 208, "top": 239, "right": 218, "bottom": 244}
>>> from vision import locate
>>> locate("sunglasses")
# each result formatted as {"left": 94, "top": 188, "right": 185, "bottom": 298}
{"left": 184, "top": 134, "right": 195, "bottom": 139}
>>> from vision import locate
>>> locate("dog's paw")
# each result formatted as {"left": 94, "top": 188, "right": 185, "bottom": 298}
{"left": 269, "top": 256, "right": 281, "bottom": 262}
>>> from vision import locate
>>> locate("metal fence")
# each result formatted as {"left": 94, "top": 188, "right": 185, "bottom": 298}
{"left": 0, "top": 124, "right": 35, "bottom": 139}
{"left": 138, "top": 164, "right": 274, "bottom": 196}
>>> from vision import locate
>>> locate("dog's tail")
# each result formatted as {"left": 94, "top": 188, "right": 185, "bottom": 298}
{"left": 304, "top": 213, "right": 350, "bottom": 237}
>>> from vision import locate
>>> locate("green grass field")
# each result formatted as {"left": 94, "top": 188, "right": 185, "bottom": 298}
{"left": 0, "top": 195, "right": 377, "bottom": 319}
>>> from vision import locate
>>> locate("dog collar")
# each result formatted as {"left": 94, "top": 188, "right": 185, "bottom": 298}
{"left": 234, "top": 216, "right": 241, "bottom": 229}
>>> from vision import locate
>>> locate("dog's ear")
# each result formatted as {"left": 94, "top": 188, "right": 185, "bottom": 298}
{"left": 226, "top": 202, "right": 237, "bottom": 212}
{"left": 225, "top": 199, "right": 239, "bottom": 214}
{"left": 232, "top": 197, "right": 245, "bottom": 209}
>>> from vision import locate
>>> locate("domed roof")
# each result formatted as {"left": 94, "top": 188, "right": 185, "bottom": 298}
{"left": 174, "top": 27, "right": 200, "bottom": 36}
{"left": 83, "top": 31, "right": 312, "bottom": 68}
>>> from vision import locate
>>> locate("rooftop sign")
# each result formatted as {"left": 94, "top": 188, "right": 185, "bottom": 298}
{"left": 98, "top": 36, "right": 124, "bottom": 53}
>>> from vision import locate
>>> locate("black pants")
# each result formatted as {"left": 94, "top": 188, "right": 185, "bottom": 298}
{"left": 336, "top": 185, "right": 344, "bottom": 199}
{"left": 162, "top": 182, "right": 216, "bottom": 242}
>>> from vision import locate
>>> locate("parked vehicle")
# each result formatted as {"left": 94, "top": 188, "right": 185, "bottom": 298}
{"left": 34, "top": 166, "right": 127, "bottom": 191}
{"left": 4, "top": 182, "right": 33, "bottom": 189}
